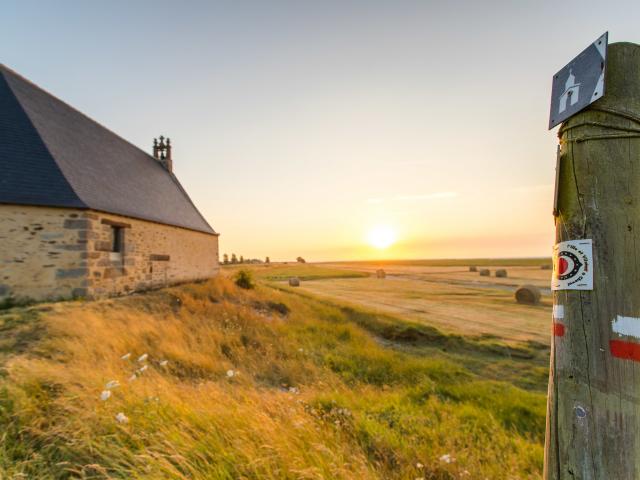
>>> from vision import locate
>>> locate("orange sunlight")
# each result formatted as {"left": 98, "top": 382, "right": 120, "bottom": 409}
{"left": 366, "top": 225, "right": 397, "bottom": 250}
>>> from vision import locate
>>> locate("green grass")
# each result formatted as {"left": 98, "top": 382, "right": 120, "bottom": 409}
{"left": 0, "top": 277, "right": 546, "bottom": 479}
{"left": 225, "top": 263, "right": 369, "bottom": 281}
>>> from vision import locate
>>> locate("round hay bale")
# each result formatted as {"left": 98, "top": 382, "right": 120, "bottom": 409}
{"left": 288, "top": 277, "right": 300, "bottom": 287}
{"left": 495, "top": 269, "right": 508, "bottom": 278}
{"left": 515, "top": 284, "right": 541, "bottom": 305}
{"left": 469, "top": 266, "right": 478, "bottom": 272}
{"left": 541, "top": 264, "right": 552, "bottom": 270}
{"left": 376, "top": 269, "right": 386, "bottom": 279}
{"left": 479, "top": 269, "right": 490, "bottom": 276}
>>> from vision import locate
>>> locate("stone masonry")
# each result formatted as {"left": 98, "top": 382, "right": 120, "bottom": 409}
{"left": 0, "top": 205, "right": 219, "bottom": 301}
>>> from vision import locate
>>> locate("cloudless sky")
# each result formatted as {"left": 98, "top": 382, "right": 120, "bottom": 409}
{"left": 3, "top": 1, "right": 640, "bottom": 261}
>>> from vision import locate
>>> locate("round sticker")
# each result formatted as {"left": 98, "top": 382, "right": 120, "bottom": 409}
{"left": 557, "top": 251, "right": 583, "bottom": 280}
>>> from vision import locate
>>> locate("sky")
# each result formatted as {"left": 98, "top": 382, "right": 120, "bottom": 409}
{"left": 2, "top": 1, "right": 640, "bottom": 261}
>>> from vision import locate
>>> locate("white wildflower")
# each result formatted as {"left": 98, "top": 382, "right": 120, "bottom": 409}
{"left": 439, "top": 454, "right": 453, "bottom": 464}
{"left": 115, "top": 412, "right": 129, "bottom": 424}
{"left": 128, "top": 374, "right": 137, "bottom": 382}
{"left": 137, "top": 353, "right": 148, "bottom": 363}
{"left": 159, "top": 360, "right": 169, "bottom": 367}
{"left": 105, "top": 380, "right": 120, "bottom": 389}
{"left": 416, "top": 462, "right": 424, "bottom": 469}
{"left": 121, "top": 353, "right": 131, "bottom": 360}
{"left": 226, "top": 369, "right": 235, "bottom": 378}
{"left": 137, "top": 365, "right": 148, "bottom": 374}
{"left": 100, "top": 390, "right": 111, "bottom": 401}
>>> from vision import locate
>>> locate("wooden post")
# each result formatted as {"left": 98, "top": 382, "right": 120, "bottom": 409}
{"left": 545, "top": 42, "right": 640, "bottom": 478}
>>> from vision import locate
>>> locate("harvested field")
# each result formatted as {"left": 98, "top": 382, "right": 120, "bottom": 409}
{"left": 247, "top": 260, "right": 553, "bottom": 345}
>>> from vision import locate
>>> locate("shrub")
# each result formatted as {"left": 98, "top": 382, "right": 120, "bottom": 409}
{"left": 234, "top": 270, "right": 255, "bottom": 290}
{"left": 267, "top": 301, "right": 290, "bottom": 316}
{"left": 0, "top": 297, "right": 17, "bottom": 310}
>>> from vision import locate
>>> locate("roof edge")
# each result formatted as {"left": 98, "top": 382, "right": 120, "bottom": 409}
{"left": 0, "top": 62, "right": 217, "bottom": 234}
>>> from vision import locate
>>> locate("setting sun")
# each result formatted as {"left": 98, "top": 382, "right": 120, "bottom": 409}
{"left": 367, "top": 225, "right": 397, "bottom": 249}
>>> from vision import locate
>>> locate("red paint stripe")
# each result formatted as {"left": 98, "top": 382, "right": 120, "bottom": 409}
{"left": 610, "top": 340, "right": 640, "bottom": 361}
{"left": 553, "top": 322, "right": 565, "bottom": 337}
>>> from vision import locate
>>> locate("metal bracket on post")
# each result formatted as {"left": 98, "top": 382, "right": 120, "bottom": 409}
{"left": 553, "top": 144, "right": 561, "bottom": 218}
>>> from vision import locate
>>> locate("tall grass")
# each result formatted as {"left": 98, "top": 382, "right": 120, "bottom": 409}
{"left": 0, "top": 277, "right": 545, "bottom": 479}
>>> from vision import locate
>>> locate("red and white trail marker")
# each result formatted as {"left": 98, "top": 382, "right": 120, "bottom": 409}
{"left": 553, "top": 304, "right": 566, "bottom": 337}
{"left": 610, "top": 315, "right": 640, "bottom": 361}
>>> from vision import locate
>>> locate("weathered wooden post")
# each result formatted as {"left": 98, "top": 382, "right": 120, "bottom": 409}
{"left": 545, "top": 41, "right": 640, "bottom": 478}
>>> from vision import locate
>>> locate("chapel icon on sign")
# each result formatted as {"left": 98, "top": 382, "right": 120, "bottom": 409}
{"left": 558, "top": 69, "right": 581, "bottom": 114}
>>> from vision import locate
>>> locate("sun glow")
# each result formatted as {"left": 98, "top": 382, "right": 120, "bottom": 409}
{"left": 367, "top": 225, "right": 397, "bottom": 249}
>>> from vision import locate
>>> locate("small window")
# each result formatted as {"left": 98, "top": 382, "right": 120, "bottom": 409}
{"left": 111, "top": 226, "right": 123, "bottom": 253}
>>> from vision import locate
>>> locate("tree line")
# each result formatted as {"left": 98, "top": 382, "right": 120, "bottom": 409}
{"left": 221, "top": 255, "right": 306, "bottom": 265}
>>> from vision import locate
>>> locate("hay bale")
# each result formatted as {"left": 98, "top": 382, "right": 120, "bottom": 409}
{"left": 479, "top": 269, "right": 490, "bottom": 276}
{"left": 495, "top": 269, "right": 508, "bottom": 278}
{"left": 376, "top": 269, "right": 386, "bottom": 279}
{"left": 288, "top": 277, "right": 300, "bottom": 287}
{"left": 515, "top": 284, "right": 541, "bottom": 305}
{"left": 541, "top": 264, "right": 552, "bottom": 270}
{"left": 469, "top": 266, "right": 478, "bottom": 272}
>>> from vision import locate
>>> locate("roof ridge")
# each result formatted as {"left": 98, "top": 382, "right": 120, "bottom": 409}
{"left": 0, "top": 63, "right": 166, "bottom": 170}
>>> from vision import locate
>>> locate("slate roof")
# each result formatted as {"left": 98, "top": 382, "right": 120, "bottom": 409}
{"left": 0, "top": 64, "right": 216, "bottom": 235}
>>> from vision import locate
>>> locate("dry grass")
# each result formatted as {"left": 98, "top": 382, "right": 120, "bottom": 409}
{"left": 320, "top": 263, "right": 553, "bottom": 290}
{"left": 0, "top": 276, "right": 545, "bottom": 479}
{"left": 288, "top": 276, "right": 551, "bottom": 344}
{"left": 325, "top": 258, "right": 551, "bottom": 268}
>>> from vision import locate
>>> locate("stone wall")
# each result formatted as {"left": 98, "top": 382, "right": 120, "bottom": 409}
{"left": 86, "top": 211, "right": 219, "bottom": 297}
{"left": 0, "top": 205, "right": 219, "bottom": 301}
{"left": 0, "top": 205, "right": 88, "bottom": 301}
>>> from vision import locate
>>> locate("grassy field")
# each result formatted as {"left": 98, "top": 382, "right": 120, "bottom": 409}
{"left": 0, "top": 273, "right": 547, "bottom": 479}
{"left": 242, "top": 262, "right": 552, "bottom": 345}
{"left": 325, "top": 258, "right": 552, "bottom": 268}
{"left": 225, "top": 263, "right": 368, "bottom": 282}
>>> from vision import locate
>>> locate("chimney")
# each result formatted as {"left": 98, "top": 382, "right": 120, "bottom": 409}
{"left": 152, "top": 135, "right": 173, "bottom": 172}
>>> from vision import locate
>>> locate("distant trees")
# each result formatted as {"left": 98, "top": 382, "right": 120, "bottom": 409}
{"left": 223, "top": 253, "right": 266, "bottom": 265}
{"left": 296, "top": 257, "right": 306, "bottom": 263}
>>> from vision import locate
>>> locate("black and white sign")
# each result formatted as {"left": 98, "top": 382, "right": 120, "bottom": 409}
{"left": 548, "top": 32, "right": 608, "bottom": 129}
{"left": 551, "top": 239, "right": 593, "bottom": 291}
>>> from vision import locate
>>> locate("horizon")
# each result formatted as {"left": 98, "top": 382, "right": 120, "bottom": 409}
{"left": 3, "top": 1, "right": 639, "bottom": 261}
{"left": 236, "top": 255, "right": 553, "bottom": 263}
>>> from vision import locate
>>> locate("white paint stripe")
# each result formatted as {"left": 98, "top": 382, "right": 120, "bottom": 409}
{"left": 553, "top": 305, "right": 565, "bottom": 319}
{"left": 612, "top": 315, "right": 640, "bottom": 339}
